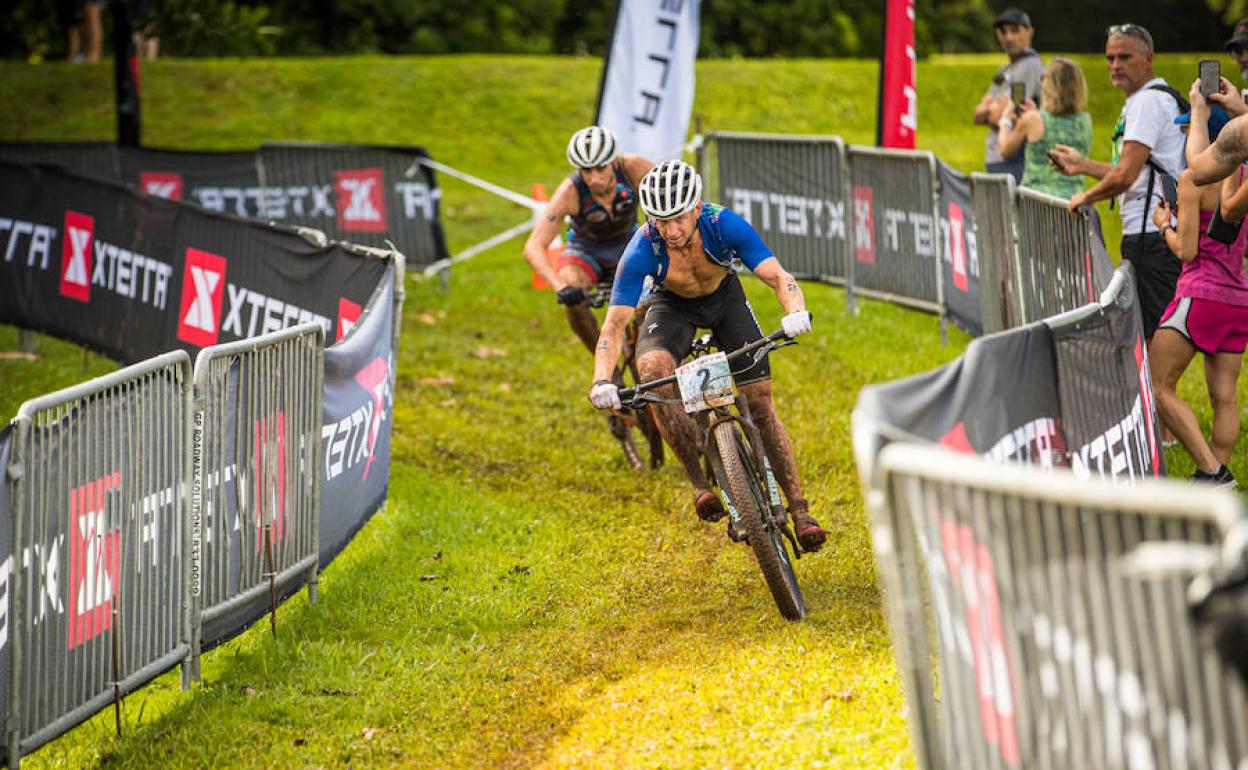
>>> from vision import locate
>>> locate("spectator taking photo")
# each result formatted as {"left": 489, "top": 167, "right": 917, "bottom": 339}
{"left": 996, "top": 56, "right": 1092, "bottom": 200}
{"left": 972, "top": 7, "right": 1044, "bottom": 181}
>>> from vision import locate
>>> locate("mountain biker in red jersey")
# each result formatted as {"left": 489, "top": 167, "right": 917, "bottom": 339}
{"left": 586, "top": 160, "right": 828, "bottom": 552}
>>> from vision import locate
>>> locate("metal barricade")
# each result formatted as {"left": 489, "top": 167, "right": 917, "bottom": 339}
{"left": 846, "top": 146, "right": 946, "bottom": 339}
{"left": 6, "top": 352, "right": 193, "bottom": 766}
{"left": 191, "top": 323, "right": 323, "bottom": 674}
{"left": 709, "top": 131, "right": 851, "bottom": 285}
{"left": 970, "top": 173, "right": 1021, "bottom": 334}
{"left": 1015, "top": 187, "right": 1102, "bottom": 323}
{"left": 867, "top": 442, "right": 1247, "bottom": 770}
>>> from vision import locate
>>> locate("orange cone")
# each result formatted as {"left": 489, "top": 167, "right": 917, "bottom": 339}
{"left": 530, "top": 183, "right": 564, "bottom": 290}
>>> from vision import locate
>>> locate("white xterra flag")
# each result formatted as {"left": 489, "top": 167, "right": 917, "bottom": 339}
{"left": 596, "top": 0, "right": 701, "bottom": 162}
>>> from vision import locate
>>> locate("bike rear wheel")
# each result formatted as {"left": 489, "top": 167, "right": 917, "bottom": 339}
{"left": 712, "top": 421, "right": 806, "bottom": 620}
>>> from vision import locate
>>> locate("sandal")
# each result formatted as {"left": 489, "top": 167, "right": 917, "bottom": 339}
{"left": 694, "top": 490, "right": 727, "bottom": 522}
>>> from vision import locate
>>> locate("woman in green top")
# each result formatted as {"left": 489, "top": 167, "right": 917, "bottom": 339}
{"left": 996, "top": 57, "right": 1092, "bottom": 200}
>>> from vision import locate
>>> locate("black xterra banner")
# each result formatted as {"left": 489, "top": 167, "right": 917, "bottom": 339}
{"left": 855, "top": 264, "right": 1163, "bottom": 482}
{"left": 0, "top": 141, "right": 449, "bottom": 267}
{"left": 0, "top": 161, "right": 390, "bottom": 364}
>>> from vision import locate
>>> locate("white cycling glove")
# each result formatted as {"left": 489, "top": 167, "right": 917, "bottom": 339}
{"left": 589, "top": 380, "right": 621, "bottom": 410}
{"left": 781, "top": 310, "right": 813, "bottom": 338}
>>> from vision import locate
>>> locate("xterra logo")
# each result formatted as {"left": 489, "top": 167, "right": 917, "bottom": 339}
{"left": 68, "top": 473, "right": 122, "bottom": 649}
{"left": 946, "top": 202, "right": 969, "bottom": 292}
{"left": 725, "top": 188, "right": 845, "bottom": 240}
{"left": 355, "top": 358, "right": 389, "bottom": 480}
{"left": 177, "top": 248, "right": 227, "bottom": 347}
{"left": 335, "top": 168, "right": 387, "bottom": 233}
{"left": 852, "top": 186, "right": 876, "bottom": 265}
{"left": 60, "top": 210, "right": 94, "bottom": 302}
{"left": 323, "top": 356, "right": 391, "bottom": 483}
{"left": 139, "top": 171, "right": 184, "bottom": 201}
{"left": 337, "top": 297, "right": 362, "bottom": 342}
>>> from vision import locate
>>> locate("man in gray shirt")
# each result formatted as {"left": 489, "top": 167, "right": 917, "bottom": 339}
{"left": 972, "top": 8, "right": 1045, "bottom": 181}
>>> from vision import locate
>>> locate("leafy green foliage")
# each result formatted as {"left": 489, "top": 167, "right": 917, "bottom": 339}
{"left": 1209, "top": 0, "right": 1248, "bottom": 24}
{"left": 1013, "top": 0, "right": 1226, "bottom": 54}
{"left": 2, "top": 0, "right": 1229, "bottom": 60}
{"left": 145, "top": 0, "right": 280, "bottom": 58}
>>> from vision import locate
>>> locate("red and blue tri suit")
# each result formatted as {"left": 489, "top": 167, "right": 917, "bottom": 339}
{"left": 559, "top": 161, "right": 641, "bottom": 282}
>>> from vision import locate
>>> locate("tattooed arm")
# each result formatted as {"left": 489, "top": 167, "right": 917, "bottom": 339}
{"left": 752, "top": 257, "right": 805, "bottom": 314}
{"left": 591, "top": 305, "right": 635, "bottom": 384}
{"left": 1188, "top": 117, "right": 1248, "bottom": 186}
{"left": 522, "top": 178, "right": 577, "bottom": 290}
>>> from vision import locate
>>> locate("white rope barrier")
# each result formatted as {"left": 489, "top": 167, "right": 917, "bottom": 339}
{"left": 417, "top": 157, "right": 544, "bottom": 211}
{"left": 417, "top": 218, "right": 535, "bottom": 280}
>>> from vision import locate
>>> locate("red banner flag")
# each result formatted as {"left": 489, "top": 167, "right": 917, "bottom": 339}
{"left": 877, "top": 0, "right": 917, "bottom": 148}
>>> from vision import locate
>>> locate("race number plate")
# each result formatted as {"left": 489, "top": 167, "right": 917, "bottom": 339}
{"left": 676, "top": 352, "right": 735, "bottom": 413}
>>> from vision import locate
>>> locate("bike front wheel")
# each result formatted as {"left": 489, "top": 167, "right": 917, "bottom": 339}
{"left": 712, "top": 421, "right": 806, "bottom": 620}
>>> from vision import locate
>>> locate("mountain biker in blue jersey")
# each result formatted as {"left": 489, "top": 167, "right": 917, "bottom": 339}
{"left": 587, "top": 160, "right": 828, "bottom": 552}
{"left": 523, "top": 126, "right": 654, "bottom": 354}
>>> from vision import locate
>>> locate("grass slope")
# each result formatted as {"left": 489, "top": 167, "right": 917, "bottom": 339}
{"left": 0, "top": 52, "right": 1234, "bottom": 767}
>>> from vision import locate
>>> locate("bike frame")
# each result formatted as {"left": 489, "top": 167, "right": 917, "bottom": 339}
{"left": 619, "top": 329, "right": 796, "bottom": 532}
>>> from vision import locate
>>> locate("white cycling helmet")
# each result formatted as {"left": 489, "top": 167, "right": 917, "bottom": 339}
{"left": 638, "top": 159, "right": 703, "bottom": 219}
{"left": 566, "top": 126, "right": 619, "bottom": 168}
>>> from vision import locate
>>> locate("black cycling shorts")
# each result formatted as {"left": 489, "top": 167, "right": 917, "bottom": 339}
{"left": 1121, "top": 232, "right": 1181, "bottom": 338}
{"left": 635, "top": 272, "right": 771, "bottom": 385}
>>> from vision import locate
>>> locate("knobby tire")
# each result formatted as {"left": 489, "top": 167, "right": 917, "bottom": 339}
{"left": 712, "top": 421, "right": 806, "bottom": 620}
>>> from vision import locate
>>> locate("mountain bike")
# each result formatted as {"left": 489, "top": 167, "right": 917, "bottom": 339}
{"left": 617, "top": 329, "right": 807, "bottom": 620}
{"left": 584, "top": 281, "right": 664, "bottom": 472}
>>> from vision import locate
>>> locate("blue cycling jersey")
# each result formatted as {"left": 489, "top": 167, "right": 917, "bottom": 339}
{"left": 610, "top": 203, "right": 774, "bottom": 307}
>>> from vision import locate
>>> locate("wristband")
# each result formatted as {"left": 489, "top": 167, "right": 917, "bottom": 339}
{"left": 1160, "top": 224, "right": 1175, "bottom": 237}
{"left": 997, "top": 118, "right": 1014, "bottom": 130}
{"left": 592, "top": 379, "right": 614, "bottom": 387}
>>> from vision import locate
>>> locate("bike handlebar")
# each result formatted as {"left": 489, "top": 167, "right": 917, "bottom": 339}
{"left": 617, "top": 328, "right": 791, "bottom": 404}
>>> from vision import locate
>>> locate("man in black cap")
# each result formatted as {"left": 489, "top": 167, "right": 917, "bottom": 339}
{"left": 1227, "top": 19, "right": 1248, "bottom": 89}
{"left": 972, "top": 8, "right": 1044, "bottom": 181}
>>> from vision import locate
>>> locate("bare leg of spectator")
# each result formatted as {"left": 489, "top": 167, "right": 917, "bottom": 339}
{"left": 1204, "top": 351, "right": 1243, "bottom": 466}
{"left": 67, "top": 24, "right": 82, "bottom": 62}
{"left": 1151, "top": 330, "right": 1220, "bottom": 472}
{"left": 84, "top": 1, "right": 103, "bottom": 62}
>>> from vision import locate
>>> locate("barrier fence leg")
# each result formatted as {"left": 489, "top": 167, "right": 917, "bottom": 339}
{"left": 111, "top": 606, "right": 122, "bottom": 737}
{"left": 265, "top": 520, "right": 278, "bottom": 638}
{"left": 17, "top": 330, "right": 34, "bottom": 356}
{"left": 9, "top": 429, "right": 26, "bottom": 770}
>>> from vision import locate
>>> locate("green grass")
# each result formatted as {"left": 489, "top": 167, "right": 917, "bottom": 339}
{"left": 0, "top": 52, "right": 1236, "bottom": 768}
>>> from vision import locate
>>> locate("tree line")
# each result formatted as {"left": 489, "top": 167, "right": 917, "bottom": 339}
{"left": 0, "top": 0, "right": 1232, "bottom": 61}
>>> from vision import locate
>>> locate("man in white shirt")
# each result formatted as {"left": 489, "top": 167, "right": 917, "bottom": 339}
{"left": 1051, "top": 24, "right": 1186, "bottom": 339}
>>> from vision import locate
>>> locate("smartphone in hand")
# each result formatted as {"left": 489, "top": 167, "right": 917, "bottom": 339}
{"left": 1010, "top": 82, "right": 1026, "bottom": 115}
{"left": 1200, "top": 59, "right": 1221, "bottom": 99}
{"left": 1047, "top": 150, "right": 1064, "bottom": 172}
{"left": 1160, "top": 173, "right": 1179, "bottom": 211}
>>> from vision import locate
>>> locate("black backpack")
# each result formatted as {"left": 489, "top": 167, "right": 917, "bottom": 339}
{"left": 1134, "top": 84, "right": 1190, "bottom": 235}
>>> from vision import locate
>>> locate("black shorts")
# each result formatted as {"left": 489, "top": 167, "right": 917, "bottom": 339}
{"left": 635, "top": 272, "right": 771, "bottom": 385}
{"left": 1121, "top": 232, "right": 1181, "bottom": 338}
